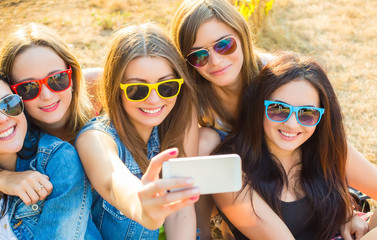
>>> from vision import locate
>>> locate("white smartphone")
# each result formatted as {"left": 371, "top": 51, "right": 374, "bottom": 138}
{"left": 162, "top": 154, "right": 242, "bottom": 195}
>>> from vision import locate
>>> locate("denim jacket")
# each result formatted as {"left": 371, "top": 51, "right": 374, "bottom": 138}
{"left": 8, "top": 130, "right": 100, "bottom": 240}
{"left": 77, "top": 117, "right": 160, "bottom": 240}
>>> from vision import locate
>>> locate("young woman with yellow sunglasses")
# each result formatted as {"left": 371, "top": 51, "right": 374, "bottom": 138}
{"left": 75, "top": 23, "right": 200, "bottom": 240}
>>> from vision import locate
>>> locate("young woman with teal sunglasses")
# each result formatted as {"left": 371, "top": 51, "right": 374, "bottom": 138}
{"left": 213, "top": 53, "right": 375, "bottom": 239}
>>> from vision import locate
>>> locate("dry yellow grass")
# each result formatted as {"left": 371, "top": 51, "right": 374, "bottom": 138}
{"left": 0, "top": 0, "right": 374, "bottom": 163}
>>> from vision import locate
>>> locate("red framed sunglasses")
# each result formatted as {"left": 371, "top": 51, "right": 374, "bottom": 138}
{"left": 10, "top": 67, "right": 72, "bottom": 101}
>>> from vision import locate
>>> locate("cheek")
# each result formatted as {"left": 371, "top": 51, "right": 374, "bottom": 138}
{"left": 121, "top": 94, "right": 131, "bottom": 114}
{"left": 305, "top": 126, "right": 317, "bottom": 139}
{"left": 165, "top": 97, "right": 178, "bottom": 110}
{"left": 23, "top": 101, "right": 37, "bottom": 113}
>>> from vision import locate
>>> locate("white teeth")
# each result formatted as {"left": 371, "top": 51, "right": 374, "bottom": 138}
{"left": 280, "top": 131, "right": 298, "bottom": 138}
{"left": 140, "top": 107, "right": 162, "bottom": 114}
{"left": 0, "top": 127, "right": 15, "bottom": 139}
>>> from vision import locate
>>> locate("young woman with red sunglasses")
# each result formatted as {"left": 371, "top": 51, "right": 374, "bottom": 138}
{"left": 0, "top": 74, "right": 100, "bottom": 239}
{"left": 171, "top": 0, "right": 377, "bottom": 239}
{"left": 0, "top": 23, "right": 95, "bottom": 215}
{"left": 75, "top": 23, "right": 200, "bottom": 239}
{"left": 213, "top": 53, "right": 376, "bottom": 239}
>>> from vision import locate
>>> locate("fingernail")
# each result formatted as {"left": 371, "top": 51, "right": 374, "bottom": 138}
{"left": 191, "top": 188, "right": 200, "bottom": 195}
{"left": 185, "top": 178, "right": 194, "bottom": 184}
{"left": 190, "top": 196, "right": 199, "bottom": 201}
{"left": 169, "top": 150, "right": 177, "bottom": 155}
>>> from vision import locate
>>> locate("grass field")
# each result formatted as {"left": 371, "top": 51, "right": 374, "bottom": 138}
{"left": 1, "top": 0, "right": 375, "bottom": 164}
{"left": 1, "top": 0, "right": 376, "bottom": 239}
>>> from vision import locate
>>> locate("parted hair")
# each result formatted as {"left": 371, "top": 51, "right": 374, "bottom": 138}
{"left": 0, "top": 23, "right": 93, "bottom": 143}
{"left": 99, "top": 23, "right": 196, "bottom": 173}
{"left": 171, "top": 0, "right": 262, "bottom": 130}
{"left": 216, "top": 52, "right": 352, "bottom": 239}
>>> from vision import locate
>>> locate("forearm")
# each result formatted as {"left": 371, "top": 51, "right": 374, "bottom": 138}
{"left": 164, "top": 205, "right": 197, "bottom": 240}
{"left": 214, "top": 190, "right": 295, "bottom": 240}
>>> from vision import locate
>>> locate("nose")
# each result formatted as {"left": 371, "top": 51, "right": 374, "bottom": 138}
{"left": 284, "top": 112, "right": 300, "bottom": 128}
{"left": 207, "top": 48, "right": 223, "bottom": 66}
{"left": 39, "top": 83, "right": 54, "bottom": 100}
{"left": 145, "top": 89, "right": 161, "bottom": 104}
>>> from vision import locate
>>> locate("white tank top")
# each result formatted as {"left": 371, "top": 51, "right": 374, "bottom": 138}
{"left": 0, "top": 198, "right": 17, "bottom": 240}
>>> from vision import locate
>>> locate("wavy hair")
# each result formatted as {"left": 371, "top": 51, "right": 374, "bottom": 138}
{"left": 216, "top": 52, "right": 352, "bottom": 239}
{"left": 171, "top": 0, "right": 262, "bottom": 130}
{"left": 99, "top": 23, "right": 196, "bottom": 173}
{"left": 0, "top": 23, "right": 93, "bottom": 143}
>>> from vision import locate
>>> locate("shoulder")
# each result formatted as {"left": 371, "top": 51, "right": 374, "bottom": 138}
{"left": 37, "top": 132, "right": 72, "bottom": 152}
{"left": 76, "top": 115, "right": 117, "bottom": 141}
{"left": 256, "top": 51, "right": 276, "bottom": 67}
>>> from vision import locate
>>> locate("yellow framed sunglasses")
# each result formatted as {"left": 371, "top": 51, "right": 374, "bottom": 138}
{"left": 120, "top": 78, "right": 184, "bottom": 102}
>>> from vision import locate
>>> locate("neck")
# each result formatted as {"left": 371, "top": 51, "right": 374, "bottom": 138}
{"left": 33, "top": 112, "right": 72, "bottom": 142}
{"left": 270, "top": 146, "right": 301, "bottom": 174}
{"left": 136, "top": 125, "right": 154, "bottom": 145}
{"left": 212, "top": 80, "right": 243, "bottom": 119}
{"left": 0, "top": 153, "right": 18, "bottom": 171}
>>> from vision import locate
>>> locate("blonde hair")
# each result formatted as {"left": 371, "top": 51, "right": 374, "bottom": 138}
{"left": 100, "top": 23, "right": 196, "bottom": 172}
{"left": 0, "top": 23, "right": 93, "bottom": 143}
{"left": 171, "top": 0, "right": 261, "bottom": 130}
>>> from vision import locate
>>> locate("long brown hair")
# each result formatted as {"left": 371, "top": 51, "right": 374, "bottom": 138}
{"left": 217, "top": 53, "right": 352, "bottom": 239}
{"left": 100, "top": 23, "right": 196, "bottom": 173}
{"left": 171, "top": 0, "right": 261, "bottom": 130}
{"left": 0, "top": 23, "right": 93, "bottom": 143}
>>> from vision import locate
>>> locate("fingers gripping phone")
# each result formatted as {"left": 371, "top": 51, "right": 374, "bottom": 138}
{"left": 162, "top": 154, "right": 242, "bottom": 195}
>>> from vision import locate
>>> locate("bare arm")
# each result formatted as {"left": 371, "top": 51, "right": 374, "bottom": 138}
{"left": 346, "top": 143, "right": 377, "bottom": 200}
{"left": 183, "top": 108, "right": 200, "bottom": 157}
{"left": 75, "top": 130, "right": 200, "bottom": 230}
{"left": 213, "top": 188, "right": 295, "bottom": 240}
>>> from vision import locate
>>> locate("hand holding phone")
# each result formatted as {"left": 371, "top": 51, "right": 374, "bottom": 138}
{"left": 162, "top": 154, "right": 242, "bottom": 195}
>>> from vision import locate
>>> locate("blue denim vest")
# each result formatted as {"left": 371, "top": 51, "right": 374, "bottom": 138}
{"left": 78, "top": 117, "right": 160, "bottom": 240}
{"left": 8, "top": 130, "right": 100, "bottom": 240}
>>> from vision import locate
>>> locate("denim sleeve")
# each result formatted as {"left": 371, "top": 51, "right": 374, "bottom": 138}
{"left": 33, "top": 142, "right": 91, "bottom": 240}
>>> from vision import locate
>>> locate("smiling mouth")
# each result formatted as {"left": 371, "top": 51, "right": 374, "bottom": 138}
{"left": 40, "top": 101, "right": 59, "bottom": 110}
{"left": 0, "top": 126, "right": 15, "bottom": 139}
{"left": 140, "top": 106, "right": 163, "bottom": 114}
{"left": 211, "top": 65, "right": 230, "bottom": 74}
{"left": 279, "top": 130, "right": 299, "bottom": 138}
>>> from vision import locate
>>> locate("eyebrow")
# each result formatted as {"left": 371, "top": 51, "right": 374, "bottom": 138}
{"left": 18, "top": 69, "right": 65, "bottom": 83}
{"left": 273, "top": 100, "right": 317, "bottom": 108}
{"left": 191, "top": 34, "right": 232, "bottom": 51}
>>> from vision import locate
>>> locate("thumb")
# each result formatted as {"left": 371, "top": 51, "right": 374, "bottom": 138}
{"left": 142, "top": 148, "right": 178, "bottom": 183}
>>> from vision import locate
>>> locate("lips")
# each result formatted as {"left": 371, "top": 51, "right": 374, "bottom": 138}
{"left": 0, "top": 126, "right": 15, "bottom": 139}
{"left": 210, "top": 64, "right": 231, "bottom": 75}
{"left": 40, "top": 100, "right": 60, "bottom": 112}
{"left": 140, "top": 106, "right": 163, "bottom": 114}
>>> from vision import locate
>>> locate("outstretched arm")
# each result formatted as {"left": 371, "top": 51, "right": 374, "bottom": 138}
{"left": 76, "top": 130, "right": 200, "bottom": 230}
{"left": 346, "top": 143, "right": 377, "bottom": 200}
{"left": 213, "top": 188, "right": 295, "bottom": 240}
